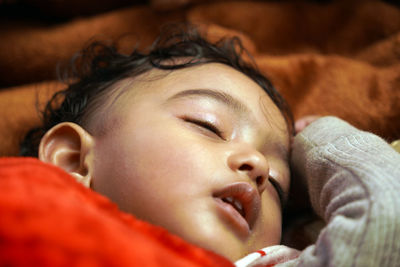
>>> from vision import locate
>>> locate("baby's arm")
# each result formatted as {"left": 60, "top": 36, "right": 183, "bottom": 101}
{"left": 277, "top": 116, "right": 400, "bottom": 266}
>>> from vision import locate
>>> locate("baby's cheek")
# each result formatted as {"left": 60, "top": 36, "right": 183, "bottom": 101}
{"left": 129, "top": 132, "right": 212, "bottom": 195}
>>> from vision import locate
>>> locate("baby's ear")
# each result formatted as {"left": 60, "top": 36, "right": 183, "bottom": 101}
{"left": 39, "top": 122, "right": 94, "bottom": 188}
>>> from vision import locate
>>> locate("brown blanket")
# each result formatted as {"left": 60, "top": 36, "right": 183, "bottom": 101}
{"left": 1, "top": 0, "right": 400, "bottom": 156}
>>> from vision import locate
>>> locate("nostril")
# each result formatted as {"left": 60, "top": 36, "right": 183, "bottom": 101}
{"left": 239, "top": 164, "right": 253, "bottom": 171}
{"left": 256, "top": 176, "right": 264, "bottom": 186}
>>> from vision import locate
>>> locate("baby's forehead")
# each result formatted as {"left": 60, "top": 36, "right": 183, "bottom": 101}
{"left": 107, "top": 64, "right": 270, "bottom": 113}
{"left": 87, "top": 63, "right": 289, "bottom": 144}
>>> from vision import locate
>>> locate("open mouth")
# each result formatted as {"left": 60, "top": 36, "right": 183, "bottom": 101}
{"left": 213, "top": 182, "right": 261, "bottom": 234}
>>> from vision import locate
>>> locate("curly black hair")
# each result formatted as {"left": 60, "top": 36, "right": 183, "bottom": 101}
{"left": 20, "top": 24, "right": 293, "bottom": 157}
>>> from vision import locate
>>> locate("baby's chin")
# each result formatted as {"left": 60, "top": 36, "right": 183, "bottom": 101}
{"left": 196, "top": 237, "right": 250, "bottom": 261}
{"left": 179, "top": 223, "right": 280, "bottom": 262}
{"left": 202, "top": 238, "right": 279, "bottom": 262}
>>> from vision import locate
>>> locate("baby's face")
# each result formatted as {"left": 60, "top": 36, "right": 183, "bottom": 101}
{"left": 90, "top": 63, "right": 290, "bottom": 261}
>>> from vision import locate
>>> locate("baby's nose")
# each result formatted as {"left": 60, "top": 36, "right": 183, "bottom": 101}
{"left": 227, "top": 147, "right": 269, "bottom": 194}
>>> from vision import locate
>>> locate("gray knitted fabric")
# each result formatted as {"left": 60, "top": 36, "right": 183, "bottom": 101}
{"left": 279, "top": 116, "right": 400, "bottom": 267}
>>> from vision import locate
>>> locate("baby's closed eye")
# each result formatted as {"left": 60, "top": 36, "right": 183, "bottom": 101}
{"left": 182, "top": 116, "right": 226, "bottom": 140}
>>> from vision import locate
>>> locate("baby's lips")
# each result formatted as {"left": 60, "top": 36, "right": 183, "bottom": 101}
{"left": 213, "top": 182, "right": 261, "bottom": 230}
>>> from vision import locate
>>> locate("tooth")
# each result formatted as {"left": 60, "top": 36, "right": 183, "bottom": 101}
{"left": 221, "top": 197, "right": 245, "bottom": 217}
{"left": 234, "top": 199, "right": 243, "bottom": 212}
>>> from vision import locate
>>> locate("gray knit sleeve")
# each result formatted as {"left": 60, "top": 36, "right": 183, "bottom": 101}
{"left": 278, "top": 116, "right": 400, "bottom": 267}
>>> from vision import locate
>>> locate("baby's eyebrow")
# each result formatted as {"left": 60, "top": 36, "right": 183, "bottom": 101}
{"left": 167, "top": 88, "right": 251, "bottom": 117}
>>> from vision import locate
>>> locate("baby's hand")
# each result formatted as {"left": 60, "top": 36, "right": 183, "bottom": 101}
{"left": 294, "top": 115, "right": 321, "bottom": 134}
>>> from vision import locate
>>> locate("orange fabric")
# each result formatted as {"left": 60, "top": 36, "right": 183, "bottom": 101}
{"left": 1, "top": 1, "right": 400, "bottom": 156}
{"left": 0, "top": 157, "right": 233, "bottom": 267}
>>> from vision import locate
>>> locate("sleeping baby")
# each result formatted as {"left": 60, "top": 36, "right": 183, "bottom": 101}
{"left": 20, "top": 25, "right": 400, "bottom": 266}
